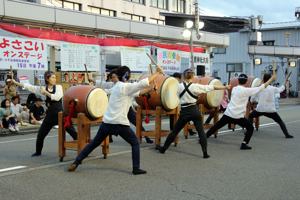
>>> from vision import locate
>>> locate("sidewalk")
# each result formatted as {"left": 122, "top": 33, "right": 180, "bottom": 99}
{"left": 279, "top": 97, "right": 300, "bottom": 105}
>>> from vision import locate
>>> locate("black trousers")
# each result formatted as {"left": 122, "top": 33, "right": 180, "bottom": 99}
{"left": 206, "top": 114, "right": 254, "bottom": 144}
{"left": 248, "top": 110, "right": 290, "bottom": 137}
{"left": 128, "top": 107, "right": 145, "bottom": 132}
{"left": 162, "top": 105, "right": 207, "bottom": 154}
{"left": 75, "top": 123, "right": 140, "bottom": 169}
{"left": 35, "top": 109, "right": 77, "bottom": 154}
{"left": 2, "top": 117, "right": 17, "bottom": 128}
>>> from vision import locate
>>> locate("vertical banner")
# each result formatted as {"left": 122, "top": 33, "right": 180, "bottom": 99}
{"left": 194, "top": 53, "right": 211, "bottom": 76}
{"left": 60, "top": 42, "right": 100, "bottom": 71}
{"left": 157, "top": 48, "right": 181, "bottom": 74}
{"left": 0, "top": 36, "right": 47, "bottom": 70}
{"left": 120, "top": 47, "right": 150, "bottom": 72}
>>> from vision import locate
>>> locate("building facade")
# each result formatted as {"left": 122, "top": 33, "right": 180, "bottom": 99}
{"left": 212, "top": 22, "right": 300, "bottom": 96}
{"left": 34, "top": 0, "right": 194, "bottom": 24}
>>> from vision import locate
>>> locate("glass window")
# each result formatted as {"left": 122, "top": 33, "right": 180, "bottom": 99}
{"left": 172, "top": 0, "right": 185, "bottom": 13}
{"left": 127, "top": 0, "right": 145, "bottom": 5}
{"left": 122, "top": 13, "right": 145, "bottom": 22}
{"left": 88, "top": 6, "right": 116, "bottom": 17}
{"left": 57, "top": 0, "right": 81, "bottom": 11}
{"left": 149, "top": 18, "right": 165, "bottom": 25}
{"left": 151, "top": 0, "right": 168, "bottom": 9}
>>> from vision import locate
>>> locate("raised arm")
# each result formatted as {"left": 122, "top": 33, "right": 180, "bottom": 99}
{"left": 11, "top": 79, "right": 42, "bottom": 95}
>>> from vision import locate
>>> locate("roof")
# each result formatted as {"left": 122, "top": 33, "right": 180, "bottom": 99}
{"left": 261, "top": 21, "right": 300, "bottom": 30}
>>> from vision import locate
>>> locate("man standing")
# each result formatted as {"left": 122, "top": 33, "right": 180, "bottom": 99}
{"left": 248, "top": 73, "right": 293, "bottom": 138}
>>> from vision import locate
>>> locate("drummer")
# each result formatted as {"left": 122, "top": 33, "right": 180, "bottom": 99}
{"left": 157, "top": 68, "right": 229, "bottom": 158}
{"left": 93, "top": 68, "right": 154, "bottom": 144}
{"left": 248, "top": 73, "right": 293, "bottom": 139}
{"left": 206, "top": 73, "right": 276, "bottom": 150}
{"left": 12, "top": 71, "right": 77, "bottom": 156}
{"left": 68, "top": 65, "right": 164, "bottom": 175}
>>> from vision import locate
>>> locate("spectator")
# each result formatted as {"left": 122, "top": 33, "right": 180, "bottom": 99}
{"left": 26, "top": 93, "right": 37, "bottom": 109}
{"left": 11, "top": 96, "right": 23, "bottom": 123}
{"left": 3, "top": 78, "right": 17, "bottom": 100}
{"left": 29, "top": 98, "right": 45, "bottom": 125}
{"left": 1, "top": 99, "right": 19, "bottom": 132}
{"left": 20, "top": 103, "right": 30, "bottom": 125}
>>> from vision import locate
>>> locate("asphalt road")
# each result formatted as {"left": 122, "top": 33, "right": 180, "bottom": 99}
{"left": 0, "top": 105, "right": 299, "bottom": 200}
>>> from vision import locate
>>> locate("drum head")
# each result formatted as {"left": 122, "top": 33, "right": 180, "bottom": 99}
{"left": 87, "top": 88, "right": 108, "bottom": 118}
{"left": 207, "top": 79, "right": 224, "bottom": 107}
{"left": 251, "top": 78, "right": 262, "bottom": 87}
{"left": 160, "top": 77, "right": 179, "bottom": 110}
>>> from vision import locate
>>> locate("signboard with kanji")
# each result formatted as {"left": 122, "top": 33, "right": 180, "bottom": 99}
{"left": 156, "top": 48, "right": 181, "bottom": 74}
{"left": 0, "top": 36, "right": 47, "bottom": 70}
{"left": 120, "top": 47, "right": 151, "bottom": 72}
{"left": 60, "top": 42, "right": 100, "bottom": 71}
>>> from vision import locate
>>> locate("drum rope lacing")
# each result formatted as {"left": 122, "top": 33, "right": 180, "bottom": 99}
{"left": 142, "top": 96, "right": 150, "bottom": 124}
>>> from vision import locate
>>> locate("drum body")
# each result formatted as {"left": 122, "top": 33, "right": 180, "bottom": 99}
{"left": 136, "top": 74, "right": 179, "bottom": 111}
{"left": 63, "top": 85, "right": 108, "bottom": 118}
{"left": 193, "top": 76, "right": 224, "bottom": 109}
{"left": 229, "top": 76, "right": 261, "bottom": 98}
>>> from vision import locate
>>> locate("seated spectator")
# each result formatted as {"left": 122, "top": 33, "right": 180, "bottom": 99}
{"left": 1, "top": 99, "right": 19, "bottom": 132}
{"left": 11, "top": 96, "right": 23, "bottom": 123}
{"left": 26, "top": 93, "right": 37, "bottom": 109}
{"left": 20, "top": 103, "right": 30, "bottom": 125}
{"left": 29, "top": 98, "right": 45, "bottom": 125}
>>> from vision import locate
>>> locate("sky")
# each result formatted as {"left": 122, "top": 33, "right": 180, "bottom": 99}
{"left": 200, "top": 0, "right": 300, "bottom": 23}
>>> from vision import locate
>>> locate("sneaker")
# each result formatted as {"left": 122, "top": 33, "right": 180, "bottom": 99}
{"left": 14, "top": 125, "right": 20, "bottom": 132}
{"left": 157, "top": 146, "right": 166, "bottom": 154}
{"left": 68, "top": 163, "right": 79, "bottom": 172}
{"left": 240, "top": 143, "right": 252, "bottom": 150}
{"left": 188, "top": 129, "right": 197, "bottom": 136}
{"left": 31, "top": 152, "right": 41, "bottom": 157}
{"left": 132, "top": 168, "right": 147, "bottom": 175}
{"left": 145, "top": 137, "right": 153, "bottom": 144}
{"left": 8, "top": 125, "right": 16, "bottom": 132}
{"left": 203, "top": 152, "right": 210, "bottom": 159}
{"left": 286, "top": 135, "right": 294, "bottom": 139}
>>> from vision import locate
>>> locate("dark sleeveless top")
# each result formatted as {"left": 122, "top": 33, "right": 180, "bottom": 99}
{"left": 45, "top": 85, "right": 63, "bottom": 114}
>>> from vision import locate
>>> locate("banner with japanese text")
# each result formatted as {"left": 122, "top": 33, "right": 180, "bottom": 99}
{"left": 120, "top": 47, "right": 151, "bottom": 72}
{"left": 193, "top": 53, "right": 211, "bottom": 76}
{"left": 156, "top": 48, "right": 181, "bottom": 74}
{"left": 60, "top": 42, "right": 100, "bottom": 71}
{"left": 0, "top": 36, "right": 47, "bottom": 70}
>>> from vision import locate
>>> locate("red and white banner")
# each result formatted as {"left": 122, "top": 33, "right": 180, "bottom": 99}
{"left": 0, "top": 36, "right": 47, "bottom": 70}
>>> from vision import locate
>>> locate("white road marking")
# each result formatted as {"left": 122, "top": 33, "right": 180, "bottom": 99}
{"left": 0, "top": 166, "right": 27, "bottom": 173}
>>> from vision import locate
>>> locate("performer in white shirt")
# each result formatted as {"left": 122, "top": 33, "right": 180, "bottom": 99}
{"left": 68, "top": 66, "right": 164, "bottom": 175}
{"left": 248, "top": 73, "right": 293, "bottom": 138}
{"left": 12, "top": 71, "right": 77, "bottom": 156}
{"left": 206, "top": 73, "right": 276, "bottom": 150}
{"left": 158, "top": 68, "right": 229, "bottom": 158}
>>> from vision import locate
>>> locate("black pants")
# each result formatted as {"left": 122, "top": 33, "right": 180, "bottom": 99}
{"left": 248, "top": 110, "right": 290, "bottom": 137}
{"left": 206, "top": 114, "right": 254, "bottom": 144}
{"left": 2, "top": 117, "right": 17, "bottom": 128}
{"left": 162, "top": 105, "right": 207, "bottom": 154}
{"left": 35, "top": 110, "right": 77, "bottom": 154}
{"left": 75, "top": 123, "right": 140, "bottom": 169}
{"left": 128, "top": 107, "right": 145, "bottom": 132}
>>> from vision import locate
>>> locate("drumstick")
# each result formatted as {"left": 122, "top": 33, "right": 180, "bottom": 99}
{"left": 84, "top": 64, "right": 92, "bottom": 84}
{"left": 286, "top": 71, "right": 292, "bottom": 80}
{"left": 146, "top": 53, "right": 165, "bottom": 76}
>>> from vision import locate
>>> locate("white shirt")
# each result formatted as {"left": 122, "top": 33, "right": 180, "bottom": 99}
{"left": 103, "top": 78, "right": 149, "bottom": 126}
{"left": 10, "top": 103, "right": 23, "bottom": 116}
{"left": 178, "top": 82, "right": 214, "bottom": 105}
{"left": 23, "top": 83, "right": 63, "bottom": 101}
{"left": 256, "top": 85, "right": 285, "bottom": 113}
{"left": 225, "top": 84, "right": 265, "bottom": 119}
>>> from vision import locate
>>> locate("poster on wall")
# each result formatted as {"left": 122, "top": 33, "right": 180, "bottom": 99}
{"left": 180, "top": 52, "right": 191, "bottom": 71}
{"left": 157, "top": 48, "right": 181, "bottom": 74}
{"left": 194, "top": 53, "right": 210, "bottom": 76}
{"left": 60, "top": 42, "right": 100, "bottom": 71}
{"left": 0, "top": 36, "right": 47, "bottom": 70}
{"left": 120, "top": 47, "right": 150, "bottom": 72}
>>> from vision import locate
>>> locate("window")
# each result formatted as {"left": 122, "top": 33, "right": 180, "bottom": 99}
{"left": 57, "top": 0, "right": 81, "bottom": 11}
{"left": 172, "top": 0, "right": 185, "bottom": 13}
{"left": 212, "top": 47, "right": 226, "bottom": 54}
{"left": 88, "top": 6, "right": 116, "bottom": 17}
{"left": 122, "top": 13, "right": 145, "bottom": 22}
{"left": 150, "top": 0, "right": 168, "bottom": 9}
{"left": 263, "top": 40, "right": 275, "bottom": 46}
{"left": 149, "top": 18, "right": 165, "bottom": 25}
{"left": 226, "top": 63, "right": 243, "bottom": 72}
{"left": 126, "top": 0, "right": 145, "bottom": 5}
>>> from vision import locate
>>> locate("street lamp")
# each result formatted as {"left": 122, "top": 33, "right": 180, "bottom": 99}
{"left": 182, "top": 19, "right": 205, "bottom": 70}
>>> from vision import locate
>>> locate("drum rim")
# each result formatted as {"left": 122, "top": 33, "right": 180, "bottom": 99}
{"left": 86, "top": 87, "right": 107, "bottom": 118}
{"left": 207, "top": 79, "right": 224, "bottom": 107}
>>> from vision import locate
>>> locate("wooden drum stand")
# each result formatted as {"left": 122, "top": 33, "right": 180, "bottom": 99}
{"left": 136, "top": 106, "right": 179, "bottom": 148}
{"left": 58, "top": 112, "right": 109, "bottom": 162}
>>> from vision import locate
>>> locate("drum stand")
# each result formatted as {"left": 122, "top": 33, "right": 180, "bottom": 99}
{"left": 183, "top": 105, "right": 219, "bottom": 138}
{"left": 136, "top": 106, "right": 179, "bottom": 148}
{"left": 58, "top": 112, "right": 109, "bottom": 162}
{"left": 229, "top": 102, "right": 259, "bottom": 131}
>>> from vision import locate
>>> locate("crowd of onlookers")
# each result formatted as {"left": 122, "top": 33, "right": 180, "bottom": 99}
{"left": 0, "top": 78, "right": 46, "bottom": 132}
